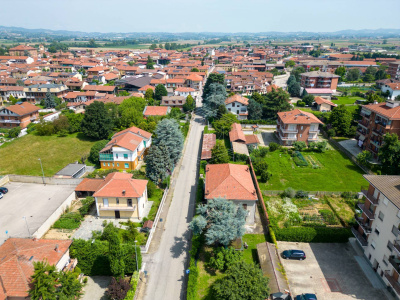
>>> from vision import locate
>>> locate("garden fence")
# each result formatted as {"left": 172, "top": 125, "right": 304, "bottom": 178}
{"left": 263, "top": 190, "right": 345, "bottom": 197}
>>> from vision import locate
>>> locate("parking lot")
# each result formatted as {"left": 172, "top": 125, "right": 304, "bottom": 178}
{"left": 0, "top": 182, "right": 76, "bottom": 244}
{"left": 278, "top": 242, "right": 387, "bottom": 300}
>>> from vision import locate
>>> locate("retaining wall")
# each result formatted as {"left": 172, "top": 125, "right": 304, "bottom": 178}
{"left": 8, "top": 174, "right": 83, "bottom": 185}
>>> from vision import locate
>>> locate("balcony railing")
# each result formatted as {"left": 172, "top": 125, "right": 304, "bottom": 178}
{"left": 372, "top": 127, "right": 385, "bottom": 135}
{"left": 389, "top": 256, "right": 400, "bottom": 275}
{"left": 278, "top": 133, "right": 297, "bottom": 141}
{"left": 0, "top": 119, "right": 20, "bottom": 124}
{"left": 309, "top": 128, "right": 320, "bottom": 133}
{"left": 308, "top": 135, "right": 318, "bottom": 140}
{"left": 356, "top": 127, "right": 368, "bottom": 136}
{"left": 98, "top": 204, "right": 136, "bottom": 211}
{"left": 357, "top": 203, "right": 375, "bottom": 220}
{"left": 99, "top": 153, "right": 113, "bottom": 161}
{"left": 351, "top": 227, "right": 368, "bottom": 247}
{"left": 394, "top": 241, "right": 400, "bottom": 256}
{"left": 385, "top": 271, "right": 400, "bottom": 297}
{"left": 360, "top": 112, "right": 371, "bottom": 119}
{"left": 358, "top": 120, "right": 369, "bottom": 128}
{"left": 355, "top": 216, "right": 372, "bottom": 234}
{"left": 361, "top": 190, "right": 379, "bottom": 205}
{"left": 280, "top": 128, "right": 298, "bottom": 133}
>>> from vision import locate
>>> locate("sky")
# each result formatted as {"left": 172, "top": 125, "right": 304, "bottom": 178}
{"left": 0, "top": 0, "right": 399, "bottom": 33}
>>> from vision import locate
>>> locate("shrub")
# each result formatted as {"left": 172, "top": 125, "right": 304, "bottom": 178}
{"left": 292, "top": 141, "right": 307, "bottom": 151}
{"left": 269, "top": 142, "right": 280, "bottom": 151}
{"left": 297, "top": 100, "right": 306, "bottom": 107}
{"left": 187, "top": 235, "right": 203, "bottom": 300}
{"left": 107, "top": 277, "right": 131, "bottom": 300}
{"left": 258, "top": 147, "right": 269, "bottom": 157}
{"left": 124, "top": 272, "right": 139, "bottom": 300}
{"left": 316, "top": 141, "right": 327, "bottom": 152}
{"left": 53, "top": 212, "right": 82, "bottom": 229}
{"left": 274, "top": 226, "right": 352, "bottom": 243}
{"left": 260, "top": 170, "right": 272, "bottom": 183}
{"left": 308, "top": 142, "right": 317, "bottom": 150}
{"left": 283, "top": 187, "right": 296, "bottom": 198}
{"left": 327, "top": 128, "right": 336, "bottom": 138}
{"left": 78, "top": 196, "right": 94, "bottom": 216}
{"left": 295, "top": 190, "right": 308, "bottom": 198}
{"left": 147, "top": 180, "right": 157, "bottom": 198}
{"left": 7, "top": 126, "right": 21, "bottom": 138}
{"left": 252, "top": 157, "right": 268, "bottom": 176}
{"left": 208, "top": 247, "right": 243, "bottom": 272}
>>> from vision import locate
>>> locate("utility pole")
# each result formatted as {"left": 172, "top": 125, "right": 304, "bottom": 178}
{"left": 38, "top": 158, "right": 45, "bottom": 185}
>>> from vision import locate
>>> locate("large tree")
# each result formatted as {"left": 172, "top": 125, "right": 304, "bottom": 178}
{"left": 247, "top": 98, "right": 262, "bottom": 120}
{"left": 89, "top": 140, "right": 109, "bottom": 164}
{"left": 329, "top": 104, "right": 352, "bottom": 136}
{"left": 202, "top": 83, "right": 227, "bottom": 119}
{"left": 212, "top": 114, "right": 237, "bottom": 137}
{"left": 212, "top": 260, "right": 270, "bottom": 300}
{"left": 346, "top": 68, "right": 361, "bottom": 81}
{"left": 203, "top": 73, "right": 225, "bottom": 99}
{"left": 287, "top": 75, "right": 296, "bottom": 86}
{"left": 44, "top": 91, "right": 56, "bottom": 108}
{"left": 262, "top": 87, "right": 291, "bottom": 120}
{"left": 29, "top": 261, "right": 57, "bottom": 300}
{"left": 146, "top": 55, "right": 155, "bottom": 69}
{"left": 117, "top": 97, "right": 146, "bottom": 128}
{"left": 145, "top": 142, "right": 172, "bottom": 183}
{"left": 210, "top": 140, "right": 230, "bottom": 164}
{"left": 57, "top": 270, "right": 84, "bottom": 299}
{"left": 189, "top": 197, "right": 247, "bottom": 246}
{"left": 287, "top": 81, "right": 301, "bottom": 97}
{"left": 183, "top": 95, "right": 196, "bottom": 112}
{"left": 155, "top": 84, "right": 168, "bottom": 100}
{"left": 153, "top": 118, "right": 184, "bottom": 164}
{"left": 291, "top": 66, "right": 305, "bottom": 82}
{"left": 335, "top": 66, "right": 346, "bottom": 81}
{"left": 108, "top": 231, "right": 125, "bottom": 278}
{"left": 81, "top": 101, "right": 113, "bottom": 140}
{"left": 379, "top": 133, "right": 400, "bottom": 175}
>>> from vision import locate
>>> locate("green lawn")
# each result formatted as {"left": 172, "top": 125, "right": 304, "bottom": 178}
{"left": 332, "top": 96, "right": 362, "bottom": 105}
{"left": 0, "top": 133, "right": 96, "bottom": 176}
{"left": 259, "top": 148, "right": 367, "bottom": 192}
{"left": 242, "top": 234, "right": 268, "bottom": 265}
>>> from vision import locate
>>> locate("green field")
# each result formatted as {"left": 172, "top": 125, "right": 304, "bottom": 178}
{"left": 258, "top": 148, "right": 367, "bottom": 192}
{"left": 332, "top": 96, "right": 362, "bottom": 105}
{"left": 0, "top": 133, "right": 96, "bottom": 176}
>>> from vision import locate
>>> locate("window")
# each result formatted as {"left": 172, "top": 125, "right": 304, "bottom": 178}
{"left": 243, "top": 204, "right": 248, "bottom": 210}
{"left": 116, "top": 154, "right": 118, "bottom": 159}
{"left": 299, "top": 134, "right": 302, "bottom": 138}
{"left": 124, "top": 163, "right": 129, "bottom": 168}
{"left": 300, "top": 126, "right": 303, "bottom": 130}
{"left": 112, "top": 163, "right": 114, "bottom": 167}
{"left": 116, "top": 198, "right": 119, "bottom": 204}
{"left": 103, "top": 163, "right": 105, "bottom": 166}
{"left": 127, "top": 199, "right": 133, "bottom": 207}
{"left": 371, "top": 240, "right": 376, "bottom": 249}
{"left": 397, "top": 210, "right": 400, "bottom": 219}
{"left": 124, "top": 154, "right": 128, "bottom": 159}
{"left": 103, "top": 198, "right": 108, "bottom": 207}
{"left": 373, "top": 188, "right": 379, "bottom": 199}
{"left": 384, "top": 197, "right": 389, "bottom": 206}
{"left": 392, "top": 225, "right": 399, "bottom": 237}
{"left": 107, "top": 163, "right": 110, "bottom": 166}
{"left": 232, "top": 103, "right": 235, "bottom": 107}
{"left": 387, "top": 241, "right": 394, "bottom": 251}
{"left": 117, "top": 163, "right": 119, "bottom": 167}
{"left": 375, "top": 226, "right": 380, "bottom": 235}
{"left": 378, "top": 211, "right": 384, "bottom": 221}
{"left": 383, "top": 255, "right": 389, "bottom": 266}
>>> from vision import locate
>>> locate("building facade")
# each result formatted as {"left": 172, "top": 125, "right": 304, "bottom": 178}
{"left": 225, "top": 94, "right": 248, "bottom": 120}
{"left": 24, "top": 84, "right": 68, "bottom": 103}
{"left": 300, "top": 71, "right": 340, "bottom": 91}
{"left": 0, "top": 102, "right": 39, "bottom": 128}
{"left": 388, "top": 61, "right": 400, "bottom": 80}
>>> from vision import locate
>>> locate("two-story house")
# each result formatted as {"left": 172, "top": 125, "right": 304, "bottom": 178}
{"left": 99, "top": 126, "right": 152, "bottom": 171}
{"left": 276, "top": 109, "right": 323, "bottom": 146}
{"left": 0, "top": 102, "right": 39, "bottom": 129}
{"left": 23, "top": 84, "right": 68, "bottom": 103}
{"left": 351, "top": 175, "right": 400, "bottom": 299}
{"left": 300, "top": 71, "right": 340, "bottom": 92}
{"left": 355, "top": 100, "right": 400, "bottom": 158}
{"left": 225, "top": 94, "right": 249, "bottom": 120}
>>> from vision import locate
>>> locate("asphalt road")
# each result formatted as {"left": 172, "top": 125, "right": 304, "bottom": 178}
{"left": 142, "top": 114, "right": 204, "bottom": 300}
{"left": 272, "top": 72, "right": 290, "bottom": 89}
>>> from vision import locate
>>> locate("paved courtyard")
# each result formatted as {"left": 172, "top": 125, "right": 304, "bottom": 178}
{"left": 278, "top": 242, "right": 388, "bottom": 300}
{"left": 0, "top": 182, "right": 76, "bottom": 245}
{"left": 257, "top": 130, "right": 279, "bottom": 146}
{"left": 81, "top": 276, "right": 111, "bottom": 300}
{"left": 339, "top": 139, "right": 363, "bottom": 157}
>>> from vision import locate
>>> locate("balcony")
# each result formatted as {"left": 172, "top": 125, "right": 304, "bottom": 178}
{"left": 308, "top": 135, "right": 318, "bottom": 141}
{"left": 385, "top": 271, "right": 400, "bottom": 297}
{"left": 394, "top": 241, "right": 400, "bottom": 256}
{"left": 389, "top": 256, "right": 400, "bottom": 275}
{"left": 99, "top": 153, "right": 113, "bottom": 161}
{"left": 361, "top": 190, "right": 379, "bottom": 205}
{"left": 356, "top": 127, "right": 368, "bottom": 136}
{"left": 357, "top": 203, "right": 375, "bottom": 220}
{"left": 358, "top": 120, "right": 369, "bottom": 128}
{"left": 370, "top": 139, "right": 382, "bottom": 147}
{"left": 355, "top": 216, "right": 372, "bottom": 234}
{"left": 280, "top": 127, "right": 298, "bottom": 133}
{"left": 372, "top": 127, "right": 385, "bottom": 135}
{"left": 278, "top": 134, "right": 297, "bottom": 141}
{"left": 360, "top": 112, "right": 371, "bottom": 119}
{"left": 351, "top": 227, "right": 368, "bottom": 247}
{"left": 0, "top": 119, "right": 20, "bottom": 124}
{"left": 98, "top": 204, "right": 136, "bottom": 211}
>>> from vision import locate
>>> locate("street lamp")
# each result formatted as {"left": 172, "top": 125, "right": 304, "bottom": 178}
{"left": 23, "top": 216, "right": 31, "bottom": 237}
{"left": 134, "top": 240, "right": 139, "bottom": 271}
{"left": 38, "top": 158, "right": 45, "bottom": 185}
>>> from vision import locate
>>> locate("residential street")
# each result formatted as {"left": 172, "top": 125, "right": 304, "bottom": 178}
{"left": 272, "top": 71, "right": 290, "bottom": 89}
{"left": 142, "top": 114, "right": 204, "bottom": 300}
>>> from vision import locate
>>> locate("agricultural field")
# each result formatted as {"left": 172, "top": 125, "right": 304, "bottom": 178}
{"left": 258, "top": 147, "right": 367, "bottom": 192}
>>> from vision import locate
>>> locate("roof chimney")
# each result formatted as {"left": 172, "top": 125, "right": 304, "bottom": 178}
{"left": 55, "top": 244, "right": 59, "bottom": 252}
{"left": 122, "top": 190, "right": 126, "bottom": 195}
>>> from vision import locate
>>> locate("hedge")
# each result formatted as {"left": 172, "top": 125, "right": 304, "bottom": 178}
{"left": 187, "top": 235, "right": 203, "bottom": 300}
{"left": 124, "top": 271, "right": 139, "bottom": 300}
{"left": 274, "top": 226, "right": 352, "bottom": 243}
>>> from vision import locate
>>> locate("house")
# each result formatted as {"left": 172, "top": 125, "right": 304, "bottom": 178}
{"left": 201, "top": 133, "right": 216, "bottom": 160}
{"left": 229, "top": 123, "right": 259, "bottom": 147}
{"left": 75, "top": 172, "right": 148, "bottom": 219}
{"left": 356, "top": 100, "right": 400, "bottom": 158}
{"left": 23, "top": 84, "right": 68, "bottom": 103}
{"left": 82, "top": 85, "right": 117, "bottom": 95}
{"left": 314, "top": 96, "right": 337, "bottom": 112}
{"left": 0, "top": 86, "right": 25, "bottom": 104}
{"left": 225, "top": 94, "right": 249, "bottom": 120}
{"left": 161, "top": 96, "right": 186, "bottom": 109}
{"left": 204, "top": 163, "right": 258, "bottom": 224}
{"left": 381, "top": 83, "right": 400, "bottom": 100}
{"left": 388, "top": 61, "right": 400, "bottom": 80}
{"left": 9, "top": 44, "right": 38, "bottom": 57}
{"left": 304, "top": 88, "right": 334, "bottom": 99}
{"left": 351, "top": 175, "right": 400, "bottom": 299}
{"left": 99, "top": 126, "right": 152, "bottom": 171}
{"left": 276, "top": 109, "right": 323, "bottom": 146}
{"left": 143, "top": 106, "right": 170, "bottom": 118}
{"left": 300, "top": 71, "right": 340, "bottom": 92}
{"left": 0, "top": 238, "right": 74, "bottom": 300}
{"left": 0, "top": 102, "right": 39, "bottom": 128}
{"left": 138, "top": 85, "right": 155, "bottom": 95}
{"left": 175, "top": 87, "right": 197, "bottom": 98}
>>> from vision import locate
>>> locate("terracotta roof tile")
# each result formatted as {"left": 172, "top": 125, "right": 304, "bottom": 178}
{"left": 225, "top": 94, "right": 248, "bottom": 105}
{"left": 93, "top": 172, "right": 147, "bottom": 198}
{"left": 277, "top": 109, "right": 323, "bottom": 125}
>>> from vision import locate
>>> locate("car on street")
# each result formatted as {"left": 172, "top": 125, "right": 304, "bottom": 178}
{"left": 295, "top": 293, "right": 317, "bottom": 300}
{"left": 0, "top": 187, "right": 8, "bottom": 194}
{"left": 282, "top": 250, "right": 306, "bottom": 260}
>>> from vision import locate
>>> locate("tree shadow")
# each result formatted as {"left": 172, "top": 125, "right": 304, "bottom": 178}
{"left": 76, "top": 132, "right": 97, "bottom": 142}
{"left": 170, "top": 229, "right": 190, "bottom": 258}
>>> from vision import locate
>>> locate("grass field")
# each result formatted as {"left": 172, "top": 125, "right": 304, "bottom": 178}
{"left": 0, "top": 133, "right": 96, "bottom": 176}
{"left": 258, "top": 148, "right": 367, "bottom": 192}
{"left": 332, "top": 96, "right": 362, "bottom": 105}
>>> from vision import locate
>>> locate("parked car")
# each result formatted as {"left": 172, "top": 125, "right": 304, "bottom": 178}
{"left": 271, "top": 292, "right": 292, "bottom": 300}
{"left": 282, "top": 250, "right": 306, "bottom": 260}
{"left": 0, "top": 187, "right": 8, "bottom": 194}
{"left": 295, "top": 293, "right": 317, "bottom": 300}
{"left": 0, "top": 193, "right": 3, "bottom": 199}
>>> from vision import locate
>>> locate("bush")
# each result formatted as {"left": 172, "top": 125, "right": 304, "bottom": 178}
{"left": 316, "top": 141, "right": 327, "bottom": 152}
{"left": 7, "top": 126, "right": 21, "bottom": 138}
{"left": 208, "top": 247, "right": 243, "bottom": 272}
{"left": 327, "top": 128, "right": 336, "bottom": 138}
{"left": 147, "top": 180, "right": 157, "bottom": 198}
{"left": 319, "top": 209, "right": 340, "bottom": 225}
{"left": 78, "top": 196, "right": 94, "bottom": 216}
{"left": 124, "top": 272, "right": 139, "bottom": 300}
{"left": 292, "top": 141, "right": 307, "bottom": 151}
{"left": 53, "top": 212, "right": 83, "bottom": 229}
{"left": 187, "top": 235, "right": 203, "bottom": 300}
{"left": 297, "top": 101, "right": 306, "bottom": 107}
{"left": 283, "top": 187, "right": 296, "bottom": 198}
{"left": 89, "top": 140, "right": 109, "bottom": 165}
{"left": 260, "top": 170, "right": 272, "bottom": 183}
{"left": 295, "top": 190, "right": 308, "bottom": 198}
{"left": 274, "top": 226, "right": 352, "bottom": 243}
{"left": 252, "top": 157, "right": 268, "bottom": 176}
{"left": 269, "top": 142, "right": 280, "bottom": 151}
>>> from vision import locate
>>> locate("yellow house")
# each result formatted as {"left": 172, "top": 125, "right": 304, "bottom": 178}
{"left": 90, "top": 172, "right": 148, "bottom": 219}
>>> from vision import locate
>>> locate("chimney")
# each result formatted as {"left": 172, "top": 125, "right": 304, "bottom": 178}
{"left": 32, "top": 237, "right": 37, "bottom": 242}
{"left": 122, "top": 190, "right": 126, "bottom": 196}
{"left": 55, "top": 244, "right": 59, "bottom": 252}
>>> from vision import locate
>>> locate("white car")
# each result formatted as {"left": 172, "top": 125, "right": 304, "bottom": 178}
{"left": 0, "top": 193, "right": 3, "bottom": 199}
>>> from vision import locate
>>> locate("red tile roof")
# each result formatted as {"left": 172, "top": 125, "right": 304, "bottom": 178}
{"left": 83, "top": 85, "right": 116, "bottom": 92}
{"left": 205, "top": 164, "right": 257, "bottom": 201}
{"left": 225, "top": 94, "right": 248, "bottom": 105}
{"left": 175, "top": 87, "right": 195, "bottom": 92}
{"left": 314, "top": 96, "right": 337, "bottom": 107}
{"left": 362, "top": 102, "right": 400, "bottom": 120}
{"left": 3, "top": 102, "right": 39, "bottom": 116}
{"left": 245, "top": 135, "right": 260, "bottom": 145}
{"left": 138, "top": 85, "right": 155, "bottom": 91}
{"left": 93, "top": 172, "right": 148, "bottom": 198}
{"left": 143, "top": 106, "right": 170, "bottom": 116}
{"left": 201, "top": 133, "right": 216, "bottom": 160}
{"left": 229, "top": 123, "right": 246, "bottom": 143}
{"left": 277, "top": 109, "right": 324, "bottom": 125}
{"left": 75, "top": 178, "right": 104, "bottom": 192}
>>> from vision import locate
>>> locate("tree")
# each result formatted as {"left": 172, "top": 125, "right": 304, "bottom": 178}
{"left": 210, "top": 140, "right": 230, "bottom": 164}
{"left": 203, "top": 73, "right": 225, "bottom": 99}
{"left": 89, "top": 140, "right": 109, "bottom": 164}
{"left": 302, "top": 94, "right": 315, "bottom": 106}
{"left": 287, "top": 75, "right": 296, "bottom": 86}
{"left": 149, "top": 43, "right": 157, "bottom": 50}
{"left": 81, "top": 101, "right": 113, "bottom": 140}
{"left": 29, "top": 261, "right": 57, "bottom": 300}
{"left": 212, "top": 260, "right": 270, "bottom": 300}
{"left": 144, "top": 88, "right": 154, "bottom": 100}
{"left": 375, "top": 69, "right": 388, "bottom": 80}
{"left": 153, "top": 118, "right": 184, "bottom": 164}
{"left": 285, "top": 60, "right": 295, "bottom": 68}
{"left": 107, "top": 277, "right": 131, "bottom": 300}
{"left": 191, "top": 67, "right": 199, "bottom": 72}
{"left": 329, "top": 105, "right": 352, "bottom": 136}
{"left": 146, "top": 55, "right": 155, "bottom": 69}
{"left": 293, "top": 141, "right": 307, "bottom": 151}
{"left": 108, "top": 231, "right": 125, "bottom": 278}
{"left": 183, "top": 95, "right": 196, "bottom": 112}
{"left": 357, "top": 150, "right": 372, "bottom": 166}
{"left": 335, "top": 66, "right": 346, "bottom": 81}
{"left": 45, "top": 92, "right": 56, "bottom": 108}
{"left": 65, "top": 112, "right": 84, "bottom": 133}
{"left": 379, "top": 133, "right": 400, "bottom": 175}
{"left": 262, "top": 87, "right": 291, "bottom": 120}
{"left": 117, "top": 97, "right": 146, "bottom": 128}
{"left": 212, "top": 114, "right": 237, "bottom": 137}
{"left": 57, "top": 270, "right": 84, "bottom": 299}
{"left": 155, "top": 84, "right": 168, "bottom": 100}
{"left": 346, "top": 68, "right": 360, "bottom": 81}
{"left": 189, "top": 197, "right": 247, "bottom": 246}
{"left": 16, "top": 79, "right": 24, "bottom": 86}
{"left": 247, "top": 98, "right": 262, "bottom": 120}
{"left": 7, "top": 126, "right": 21, "bottom": 138}
{"left": 202, "top": 83, "right": 227, "bottom": 119}
{"left": 287, "top": 81, "right": 301, "bottom": 97}
{"left": 291, "top": 66, "right": 305, "bottom": 82}
{"left": 145, "top": 142, "right": 172, "bottom": 183}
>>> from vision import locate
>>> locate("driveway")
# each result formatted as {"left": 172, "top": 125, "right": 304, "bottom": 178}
{"left": 278, "top": 242, "right": 387, "bottom": 300}
{"left": 257, "top": 131, "right": 279, "bottom": 146}
{"left": 339, "top": 139, "right": 363, "bottom": 157}
{"left": 142, "top": 115, "right": 204, "bottom": 300}
{"left": 82, "top": 276, "right": 111, "bottom": 300}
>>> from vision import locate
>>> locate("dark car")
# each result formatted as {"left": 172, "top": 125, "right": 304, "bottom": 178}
{"left": 282, "top": 250, "right": 306, "bottom": 260}
{"left": 295, "top": 293, "right": 317, "bottom": 300}
{"left": 271, "top": 292, "right": 292, "bottom": 300}
{"left": 0, "top": 187, "right": 8, "bottom": 194}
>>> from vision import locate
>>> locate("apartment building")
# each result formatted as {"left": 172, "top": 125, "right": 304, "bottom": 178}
{"left": 388, "top": 61, "right": 400, "bottom": 80}
{"left": 355, "top": 100, "right": 400, "bottom": 158}
{"left": 0, "top": 102, "right": 39, "bottom": 129}
{"left": 24, "top": 84, "right": 68, "bottom": 103}
{"left": 8, "top": 44, "right": 38, "bottom": 57}
{"left": 351, "top": 175, "right": 400, "bottom": 299}
{"left": 300, "top": 71, "right": 340, "bottom": 91}
{"left": 276, "top": 109, "right": 323, "bottom": 146}
{"left": 99, "top": 126, "right": 152, "bottom": 171}
{"left": 225, "top": 94, "right": 248, "bottom": 120}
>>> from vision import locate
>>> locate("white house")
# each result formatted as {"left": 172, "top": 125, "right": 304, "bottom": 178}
{"left": 381, "top": 83, "right": 400, "bottom": 100}
{"left": 174, "top": 87, "right": 197, "bottom": 98}
{"left": 224, "top": 94, "right": 249, "bottom": 120}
